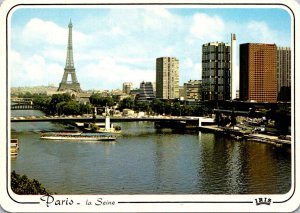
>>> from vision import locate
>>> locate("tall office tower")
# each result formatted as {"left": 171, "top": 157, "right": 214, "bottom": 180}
{"left": 202, "top": 42, "right": 231, "bottom": 101}
{"left": 277, "top": 47, "right": 291, "bottom": 102}
{"left": 122, "top": 82, "right": 133, "bottom": 94}
{"left": 240, "top": 43, "right": 277, "bottom": 103}
{"left": 231, "top": 33, "right": 237, "bottom": 100}
{"left": 156, "top": 57, "right": 179, "bottom": 99}
{"left": 184, "top": 80, "right": 202, "bottom": 101}
{"left": 139, "top": 81, "right": 155, "bottom": 101}
{"left": 58, "top": 20, "right": 81, "bottom": 92}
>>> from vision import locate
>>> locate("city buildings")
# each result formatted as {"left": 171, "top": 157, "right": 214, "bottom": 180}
{"left": 156, "top": 57, "right": 179, "bottom": 99}
{"left": 183, "top": 80, "right": 202, "bottom": 101}
{"left": 139, "top": 81, "right": 155, "bottom": 101}
{"left": 122, "top": 82, "right": 133, "bottom": 95}
{"left": 202, "top": 42, "right": 231, "bottom": 101}
{"left": 239, "top": 43, "right": 277, "bottom": 103}
{"left": 277, "top": 47, "right": 291, "bottom": 102}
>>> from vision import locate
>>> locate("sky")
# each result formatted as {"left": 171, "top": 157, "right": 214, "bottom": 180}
{"left": 9, "top": 5, "right": 292, "bottom": 91}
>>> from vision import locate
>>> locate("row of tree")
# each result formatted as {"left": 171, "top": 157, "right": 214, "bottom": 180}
{"left": 118, "top": 97, "right": 207, "bottom": 116}
{"left": 30, "top": 92, "right": 208, "bottom": 117}
{"left": 33, "top": 93, "right": 92, "bottom": 115}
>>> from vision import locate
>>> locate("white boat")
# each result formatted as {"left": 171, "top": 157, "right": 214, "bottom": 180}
{"left": 40, "top": 132, "right": 116, "bottom": 141}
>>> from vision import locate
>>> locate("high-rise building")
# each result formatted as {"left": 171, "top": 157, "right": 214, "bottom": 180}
{"left": 139, "top": 81, "right": 155, "bottom": 101}
{"left": 202, "top": 42, "right": 231, "bottom": 101}
{"left": 231, "top": 33, "right": 237, "bottom": 100}
{"left": 58, "top": 20, "right": 81, "bottom": 92}
{"left": 122, "top": 82, "right": 133, "bottom": 94}
{"left": 156, "top": 57, "right": 179, "bottom": 99}
{"left": 240, "top": 43, "right": 277, "bottom": 103}
{"left": 277, "top": 47, "right": 291, "bottom": 102}
{"left": 184, "top": 80, "right": 202, "bottom": 101}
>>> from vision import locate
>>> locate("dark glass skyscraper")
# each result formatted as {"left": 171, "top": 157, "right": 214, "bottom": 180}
{"left": 202, "top": 42, "right": 231, "bottom": 101}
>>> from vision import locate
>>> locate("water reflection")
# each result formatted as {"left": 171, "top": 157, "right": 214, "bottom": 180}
{"left": 197, "top": 133, "right": 291, "bottom": 194}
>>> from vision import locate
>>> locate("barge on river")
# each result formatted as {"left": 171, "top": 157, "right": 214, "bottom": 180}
{"left": 40, "top": 132, "right": 116, "bottom": 141}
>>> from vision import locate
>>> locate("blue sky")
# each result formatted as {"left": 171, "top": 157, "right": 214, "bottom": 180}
{"left": 9, "top": 5, "right": 292, "bottom": 90}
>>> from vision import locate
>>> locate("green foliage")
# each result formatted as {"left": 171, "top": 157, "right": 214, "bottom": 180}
{"left": 118, "top": 98, "right": 206, "bottom": 116}
{"left": 48, "top": 93, "right": 72, "bottom": 115}
{"left": 80, "top": 102, "right": 92, "bottom": 114}
{"left": 89, "top": 94, "right": 114, "bottom": 107}
{"left": 119, "top": 97, "right": 135, "bottom": 110}
{"left": 134, "top": 101, "right": 150, "bottom": 113}
{"left": 150, "top": 99, "right": 164, "bottom": 114}
{"left": 30, "top": 93, "right": 92, "bottom": 115}
{"left": 11, "top": 171, "right": 51, "bottom": 195}
{"left": 32, "top": 94, "right": 52, "bottom": 112}
{"left": 63, "top": 101, "right": 81, "bottom": 115}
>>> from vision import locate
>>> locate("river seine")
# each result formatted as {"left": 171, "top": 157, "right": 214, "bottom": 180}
{"left": 10, "top": 110, "right": 291, "bottom": 194}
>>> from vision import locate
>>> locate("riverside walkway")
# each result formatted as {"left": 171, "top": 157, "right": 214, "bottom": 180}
{"left": 198, "top": 125, "right": 291, "bottom": 146}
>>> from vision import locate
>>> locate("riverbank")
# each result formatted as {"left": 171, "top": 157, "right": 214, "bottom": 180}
{"left": 197, "top": 125, "right": 291, "bottom": 147}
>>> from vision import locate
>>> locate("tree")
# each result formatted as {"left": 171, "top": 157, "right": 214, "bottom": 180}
{"left": 11, "top": 171, "right": 51, "bottom": 195}
{"left": 49, "top": 93, "right": 72, "bottom": 115}
{"left": 151, "top": 99, "right": 164, "bottom": 114}
{"left": 56, "top": 101, "right": 66, "bottom": 115}
{"left": 63, "top": 101, "right": 81, "bottom": 115}
{"left": 119, "top": 97, "right": 134, "bottom": 110}
{"left": 172, "top": 102, "right": 181, "bottom": 116}
{"left": 80, "top": 102, "right": 92, "bottom": 114}
{"left": 89, "top": 94, "right": 114, "bottom": 107}
{"left": 134, "top": 101, "right": 150, "bottom": 113}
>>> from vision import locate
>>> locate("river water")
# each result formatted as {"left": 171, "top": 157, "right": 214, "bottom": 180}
{"left": 10, "top": 110, "right": 291, "bottom": 194}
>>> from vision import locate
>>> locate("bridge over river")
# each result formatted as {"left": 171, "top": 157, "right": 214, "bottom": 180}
{"left": 11, "top": 115, "right": 290, "bottom": 146}
{"left": 11, "top": 115, "right": 214, "bottom": 125}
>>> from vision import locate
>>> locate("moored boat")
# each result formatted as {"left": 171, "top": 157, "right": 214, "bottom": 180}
{"left": 40, "top": 132, "right": 116, "bottom": 141}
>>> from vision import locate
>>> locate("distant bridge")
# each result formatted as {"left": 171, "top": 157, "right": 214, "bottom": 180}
{"left": 10, "top": 115, "right": 214, "bottom": 125}
{"left": 11, "top": 98, "right": 34, "bottom": 110}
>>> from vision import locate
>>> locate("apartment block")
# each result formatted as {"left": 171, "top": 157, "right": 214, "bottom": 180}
{"left": 156, "top": 57, "right": 179, "bottom": 99}
{"left": 184, "top": 80, "right": 202, "bottom": 101}
{"left": 277, "top": 47, "right": 291, "bottom": 102}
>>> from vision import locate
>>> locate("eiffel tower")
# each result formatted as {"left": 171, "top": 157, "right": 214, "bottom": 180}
{"left": 58, "top": 19, "right": 81, "bottom": 92}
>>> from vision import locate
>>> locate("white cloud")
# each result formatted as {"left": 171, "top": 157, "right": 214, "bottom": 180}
{"left": 189, "top": 13, "right": 225, "bottom": 42}
{"left": 22, "top": 18, "right": 66, "bottom": 45}
{"left": 246, "top": 21, "right": 279, "bottom": 44}
{"left": 10, "top": 50, "right": 63, "bottom": 87}
{"left": 79, "top": 56, "right": 155, "bottom": 90}
{"left": 21, "top": 18, "right": 91, "bottom": 49}
{"left": 110, "top": 26, "right": 124, "bottom": 36}
{"left": 180, "top": 58, "right": 201, "bottom": 84}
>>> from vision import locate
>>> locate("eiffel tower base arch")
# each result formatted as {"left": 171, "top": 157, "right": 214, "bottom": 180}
{"left": 58, "top": 82, "right": 81, "bottom": 93}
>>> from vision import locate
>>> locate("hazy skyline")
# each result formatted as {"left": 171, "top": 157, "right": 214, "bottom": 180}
{"left": 10, "top": 6, "right": 291, "bottom": 90}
